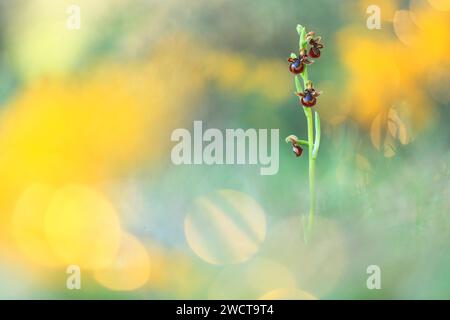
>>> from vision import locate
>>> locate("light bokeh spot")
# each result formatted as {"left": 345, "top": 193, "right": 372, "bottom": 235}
{"left": 12, "top": 183, "right": 60, "bottom": 267}
{"left": 393, "top": 10, "right": 419, "bottom": 46}
{"left": 44, "top": 185, "right": 122, "bottom": 270}
{"left": 94, "top": 232, "right": 151, "bottom": 291}
{"left": 185, "top": 189, "right": 266, "bottom": 265}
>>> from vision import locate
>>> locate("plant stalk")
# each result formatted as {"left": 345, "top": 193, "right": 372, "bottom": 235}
{"left": 295, "top": 70, "right": 316, "bottom": 237}
{"left": 294, "top": 25, "right": 321, "bottom": 240}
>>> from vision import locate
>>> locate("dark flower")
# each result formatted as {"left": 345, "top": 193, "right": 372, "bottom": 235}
{"left": 292, "top": 144, "right": 303, "bottom": 157}
{"left": 287, "top": 50, "right": 313, "bottom": 74}
{"left": 286, "top": 135, "right": 303, "bottom": 157}
{"left": 306, "top": 32, "right": 324, "bottom": 58}
{"left": 295, "top": 81, "right": 322, "bottom": 107}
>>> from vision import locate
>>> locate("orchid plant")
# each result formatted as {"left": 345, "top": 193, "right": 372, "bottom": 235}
{"left": 285, "top": 25, "right": 323, "bottom": 241}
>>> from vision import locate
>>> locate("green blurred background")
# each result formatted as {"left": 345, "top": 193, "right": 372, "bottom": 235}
{"left": 0, "top": 0, "right": 449, "bottom": 299}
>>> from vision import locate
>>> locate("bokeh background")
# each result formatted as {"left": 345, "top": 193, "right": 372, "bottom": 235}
{"left": 0, "top": 0, "right": 449, "bottom": 299}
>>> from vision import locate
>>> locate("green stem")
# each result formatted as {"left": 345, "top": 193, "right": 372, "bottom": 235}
{"left": 297, "top": 139, "right": 310, "bottom": 146}
{"left": 295, "top": 25, "right": 320, "bottom": 240}
{"left": 295, "top": 73, "right": 316, "bottom": 236}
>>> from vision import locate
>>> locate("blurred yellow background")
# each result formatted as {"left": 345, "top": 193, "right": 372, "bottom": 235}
{"left": 0, "top": 0, "right": 449, "bottom": 299}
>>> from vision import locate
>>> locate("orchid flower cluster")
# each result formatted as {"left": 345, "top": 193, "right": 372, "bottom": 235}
{"left": 285, "top": 25, "right": 323, "bottom": 239}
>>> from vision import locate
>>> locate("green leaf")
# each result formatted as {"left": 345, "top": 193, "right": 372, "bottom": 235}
{"left": 312, "top": 111, "right": 321, "bottom": 160}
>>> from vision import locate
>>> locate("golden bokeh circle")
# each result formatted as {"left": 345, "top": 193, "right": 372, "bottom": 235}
{"left": 94, "top": 232, "right": 151, "bottom": 291}
{"left": 12, "top": 183, "right": 61, "bottom": 267}
{"left": 44, "top": 185, "right": 122, "bottom": 270}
